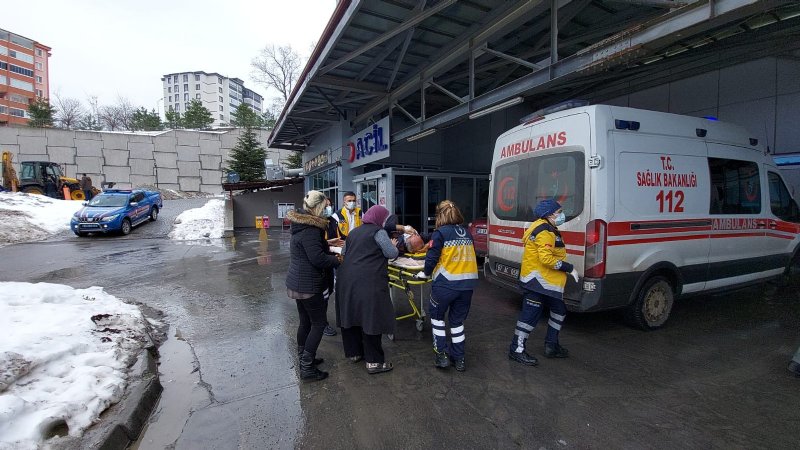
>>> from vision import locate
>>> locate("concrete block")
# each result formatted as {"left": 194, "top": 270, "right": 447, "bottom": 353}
{"left": 199, "top": 138, "right": 221, "bottom": 155}
{"left": 47, "top": 146, "right": 76, "bottom": 164}
{"left": 220, "top": 131, "right": 239, "bottom": 149}
{"left": 158, "top": 183, "right": 180, "bottom": 191}
{"left": 18, "top": 154, "right": 49, "bottom": 162}
{"left": 201, "top": 169, "right": 222, "bottom": 184}
{"left": 176, "top": 130, "right": 199, "bottom": 147}
{"left": 76, "top": 139, "right": 103, "bottom": 157}
{"left": 198, "top": 131, "right": 220, "bottom": 141}
{"left": 102, "top": 133, "right": 130, "bottom": 150}
{"left": 154, "top": 135, "right": 178, "bottom": 152}
{"left": 0, "top": 128, "right": 19, "bottom": 145}
{"left": 76, "top": 156, "right": 103, "bottom": 174}
{"left": 177, "top": 160, "right": 201, "bottom": 176}
{"left": 18, "top": 136, "right": 47, "bottom": 154}
{"left": 46, "top": 129, "right": 76, "bottom": 147}
{"left": 178, "top": 176, "right": 201, "bottom": 192}
{"left": 128, "top": 134, "right": 154, "bottom": 143}
{"left": 102, "top": 165, "right": 132, "bottom": 184}
{"left": 130, "top": 175, "right": 157, "bottom": 187}
{"left": 131, "top": 158, "right": 155, "bottom": 176}
{"left": 157, "top": 168, "right": 179, "bottom": 184}
{"left": 63, "top": 164, "right": 78, "bottom": 179}
{"left": 176, "top": 145, "right": 200, "bottom": 162}
{"left": 154, "top": 152, "right": 177, "bottom": 169}
{"left": 129, "top": 142, "right": 155, "bottom": 160}
{"left": 17, "top": 127, "right": 46, "bottom": 137}
{"left": 103, "top": 149, "right": 129, "bottom": 166}
{"left": 201, "top": 184, "right": 222, "bottom": 194}
{"left": 75, "top": 130, "right": 103, "bottom": 140}
{"left": 1, "top": 144, "right": 20, "bottom": 159}
{"left": 200, "top": 154, "right": 222, "bottom": 170}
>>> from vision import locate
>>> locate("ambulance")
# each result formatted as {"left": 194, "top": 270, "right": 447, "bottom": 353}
{"left": 485, "top": 104, "right": 800, "bottom": 329}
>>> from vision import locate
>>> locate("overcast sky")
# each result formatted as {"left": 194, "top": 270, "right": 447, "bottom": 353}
{"left": 4, "top": 0, "right": 336, "bottom": 113}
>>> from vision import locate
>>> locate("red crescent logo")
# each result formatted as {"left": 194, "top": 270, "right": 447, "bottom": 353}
{"left": 496, "top": 176, "right": 516, "bottom": 212}
{"left": 347, "top": 142, "right": 356, "bottom": 163}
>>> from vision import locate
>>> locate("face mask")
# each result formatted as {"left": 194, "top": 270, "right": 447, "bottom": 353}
{"left": 345, "top": 201, "right": 356, "bottom": 210}
{"left": 553, "top": 212, "right": 566, "bottom": 226}
{"left": 323, "top": 206, "right": 333, "bottom": 218}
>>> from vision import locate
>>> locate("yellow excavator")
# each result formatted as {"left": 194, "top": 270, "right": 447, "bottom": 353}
{"left": 2, "top": 151, "right": 87, "bottom": 200}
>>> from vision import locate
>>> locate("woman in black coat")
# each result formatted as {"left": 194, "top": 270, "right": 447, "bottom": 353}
{"left": 286, "top": 190, "right": 340, "bottom": 382}
{"left": 336, "top": 205, "right": 399, "bottom": 374}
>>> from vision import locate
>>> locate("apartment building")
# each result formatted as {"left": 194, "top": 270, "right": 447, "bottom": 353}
{"left": 161, "top": 71, "right": 263, "bottom": 127}
{"left": 0, "top": 28, "right": 51, "bottom": 125}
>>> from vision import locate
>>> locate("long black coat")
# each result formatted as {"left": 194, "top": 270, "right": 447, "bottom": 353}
{"left": 285, "top": 209, "right": 339, "bottom": 295}
{"left": 335, "top": 223, "right": 395, "bottom": 335}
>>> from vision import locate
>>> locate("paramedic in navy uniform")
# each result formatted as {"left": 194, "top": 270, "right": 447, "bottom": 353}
{"left": 415, "top": 200, "right": 479, "bottom": 372}
{"left": 508, "top": 199, "right": 579, "bottom": 366}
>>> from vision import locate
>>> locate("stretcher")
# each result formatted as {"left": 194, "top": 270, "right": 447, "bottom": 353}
{"left": 387, "top": 253, "right": 431, "bottom": 338}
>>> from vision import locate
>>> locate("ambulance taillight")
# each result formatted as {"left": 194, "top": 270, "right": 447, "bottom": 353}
{"left": 584, "top": 219, "right": 607, "bottom": 278}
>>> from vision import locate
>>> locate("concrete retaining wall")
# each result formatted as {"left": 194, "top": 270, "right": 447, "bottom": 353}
{"left": 0, "top": 127, "right": 287, "bottom": 193}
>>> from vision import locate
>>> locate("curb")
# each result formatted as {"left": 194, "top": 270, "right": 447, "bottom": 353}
{"left": 85, "top": 349, "right": 162, "bottom": 450}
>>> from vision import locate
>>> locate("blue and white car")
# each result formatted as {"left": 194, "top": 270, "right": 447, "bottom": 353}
{"left": 71, "top": 189, "right": 163, "bottom": 236}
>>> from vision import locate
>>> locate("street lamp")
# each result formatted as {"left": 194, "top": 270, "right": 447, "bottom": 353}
{"left": 155, "top": 97, "right": 164, "bottom": 119}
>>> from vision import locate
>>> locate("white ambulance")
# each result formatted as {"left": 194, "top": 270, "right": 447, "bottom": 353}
{"left": 485, "top": 104, "right": 800, "bottom": 329}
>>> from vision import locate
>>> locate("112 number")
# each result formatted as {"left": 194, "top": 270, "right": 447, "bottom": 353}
{"left": 656, "top": 190, "right": 684, "bottom": 213}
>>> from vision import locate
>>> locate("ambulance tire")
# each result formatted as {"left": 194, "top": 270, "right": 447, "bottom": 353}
{"left": 778, "top": 252, "right": 800, "bottom": 288}
{"left": 626, "top": 276, "right": 674, "bottom": 330}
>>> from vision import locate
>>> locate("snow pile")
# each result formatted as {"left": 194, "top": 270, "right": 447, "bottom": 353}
{"left": 0, "top": 283, "right": 150, "bottom": 448}
{"left": 0, "top": 192, "right": 83, "bottom": 246}
{"left": 168, "top": 199, "right": 225, "bottom": 240}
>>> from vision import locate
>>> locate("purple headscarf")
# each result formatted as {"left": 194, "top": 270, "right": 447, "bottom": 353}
{"left": 362, "top": 205, "right": 391, "bottom": 227}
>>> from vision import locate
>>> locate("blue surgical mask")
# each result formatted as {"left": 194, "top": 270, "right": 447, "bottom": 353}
{"left": 323, "top": 206, "right": 333, "bottom": 217}
{"left": 553, "top": 212, "right": 566, "bottom": 226}
{"left": 346, "top": 201, "right": 356, "bottom": 210}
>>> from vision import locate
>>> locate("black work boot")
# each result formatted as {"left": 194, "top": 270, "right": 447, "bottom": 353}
{"left": 434, "top": 351, "right": 450, "bottom": 369}
{"left": 508, "top": 350, "right": 538, "bottom": 366}
{"left": 299, "top": 351, "right": 328, "bottom": 382}
{"left": 297, "top": 346, "right": 323, "bottom": 365}
{"left": 323, "top": 324, "right": 337, "bottom": 336}
{"left": 544, "top": 343, "right": 569, "bottom": 358}
{"left": 454, "top": 358, "right": 466, "bottom": 372}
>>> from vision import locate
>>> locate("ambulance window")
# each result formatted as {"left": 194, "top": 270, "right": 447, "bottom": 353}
{"left": 532, "top": 155, "right": 582, "bottom": 220}
{"left": 708, "top": 158, "right": 760, "bottom": 214}
{"left": 768, "top": 172, "right": 800, "bottom": 222}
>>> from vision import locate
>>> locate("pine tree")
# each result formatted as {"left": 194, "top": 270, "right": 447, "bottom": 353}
{"left": 164, "top": 110, "right": 183, "bottom": 129}
{"left": 182, "top": 100, "right": 214, "bottom": 129}
{"left": 285, "top": 151, "right": 303, "bottom": 169}
{"left": 130, "top": 108, "right": 164, "bottom": 131}
{"left": 226, "top": 128, "right": 266, "bottom": 181}
{"left": 27, "top": 97, "right": 56, "bottom": 127}
{"left": 78, "top": 114, "right": 103, "bottom": 131}
{"left": 230, "top": 103, "right": 261, "bottom": 128}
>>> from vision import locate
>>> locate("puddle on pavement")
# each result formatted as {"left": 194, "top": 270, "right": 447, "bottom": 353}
{"left": 131, "top": 327, "right": 210, "bottom": 449}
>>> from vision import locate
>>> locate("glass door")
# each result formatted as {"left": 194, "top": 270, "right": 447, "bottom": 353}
{"left": 425, "top": 177, "right": 448, "bottom": 233}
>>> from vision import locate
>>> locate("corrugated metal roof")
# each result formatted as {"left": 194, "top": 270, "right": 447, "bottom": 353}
{"left": 270, "top": 0, "right": 800, "bottom": 150}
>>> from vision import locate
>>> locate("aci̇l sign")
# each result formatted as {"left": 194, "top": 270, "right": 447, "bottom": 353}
{"left": 345, "top": 116, "right": 390, "bottom": 168}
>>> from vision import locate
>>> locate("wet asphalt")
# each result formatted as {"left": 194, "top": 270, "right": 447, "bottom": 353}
{"left": 1, "top": 198, "right": 799, "bottom": 449}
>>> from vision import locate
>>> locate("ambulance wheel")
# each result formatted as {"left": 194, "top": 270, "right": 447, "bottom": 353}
{"left": 778, "top": 253, "right": 800, "bottom": 288}
{"left": 626, "top": 276, "right": 674, "bottom": 330}
{"left": 415, "top": 320, "right": 424, "bottom": 332}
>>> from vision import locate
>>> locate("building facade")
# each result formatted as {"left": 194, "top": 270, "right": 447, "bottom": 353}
{"left": 0, "top": 28, "right": 51, "bottom": 126}
{"left": 161, "top": 71, "right": 263, "bottom": 127}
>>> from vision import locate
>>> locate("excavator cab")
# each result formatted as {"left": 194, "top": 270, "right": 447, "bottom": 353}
{"left": 16, "top": 161, "right": 85, "bottom": 200}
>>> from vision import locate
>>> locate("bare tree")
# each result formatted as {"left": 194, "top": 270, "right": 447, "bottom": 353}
{"left": 53, "top": 91, "right": 86, "bottom": 129}
{"left": 250, "top": 44, "right": 302, "bottom": 104}
{"left": 97, "top": 97, "right": 136, "bottom": 131}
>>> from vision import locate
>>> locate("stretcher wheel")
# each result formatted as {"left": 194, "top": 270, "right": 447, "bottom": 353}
{"left": 415, "top": 320, "right": 424, "bottom": 332}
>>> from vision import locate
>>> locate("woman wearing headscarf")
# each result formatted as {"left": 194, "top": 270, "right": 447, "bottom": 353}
{"left": 336, "top": 205, "right": 399, "bottom": 374}
{"left": 286, "top": 190, "right": 341, "bottom": 382}
{"left": 508, "top": 199, "right": 579, "bottom": 366}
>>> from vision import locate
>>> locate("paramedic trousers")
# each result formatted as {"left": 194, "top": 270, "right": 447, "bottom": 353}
{"left": 295, "top": 294, "right": 327, "bottom": 356}
{"left": 341, "top": 327, "right": 384, "bottom": 363}
{"left": 509, "top": 289, "right": 567, "bottom": 353}
{"left": 429, "top": 285, "right": 473, "bottom": 359}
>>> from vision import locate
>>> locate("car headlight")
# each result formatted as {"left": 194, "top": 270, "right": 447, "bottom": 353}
{"left": 101, "top": 214, "right": 119, "bottom": 222}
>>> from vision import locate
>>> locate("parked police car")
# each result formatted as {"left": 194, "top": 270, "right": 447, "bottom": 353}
{"left": 71, "top": 189, "right": 163, "bottom": 236}
{"left": 486, "top": 104, "right": 800, "bottom": 329}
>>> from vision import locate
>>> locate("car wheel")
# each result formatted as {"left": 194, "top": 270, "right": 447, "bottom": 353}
{"left": 121, "top": 218, "right": 132, "bottom": 235}
{"left": 625, "top": 275, "right": 674, "bottom": 330}
{"left": 149, "top": 207, "right": 158, "bottom": 222}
